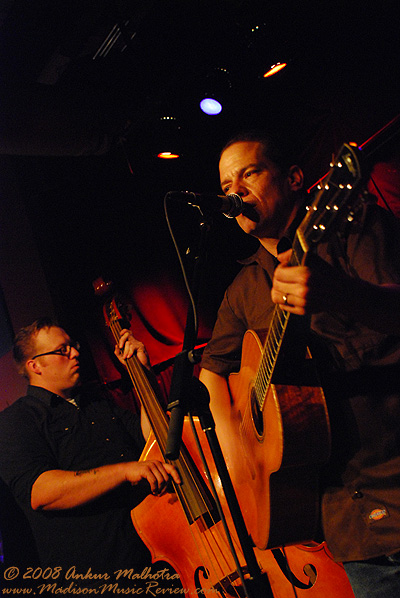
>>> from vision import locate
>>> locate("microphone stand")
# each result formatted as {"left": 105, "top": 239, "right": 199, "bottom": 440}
{"left": 165, "top": 209, "right": 272, "bottom": 598}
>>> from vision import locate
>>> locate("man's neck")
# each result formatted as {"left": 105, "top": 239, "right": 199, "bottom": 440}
{"left": 258, "top": 200, "right": 306, "bottom": 257}
{"left": 259, "top": 237, "right": 279, "bottom": 256}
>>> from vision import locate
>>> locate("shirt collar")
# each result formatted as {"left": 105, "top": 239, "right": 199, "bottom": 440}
{"left": 239, "top": 244, "right": 276, "bottom": 271}
{"left": 239, "top": 201, "right": 308, "bottom": 268}
{"left": 27, "top": 384, "right": 79, "bottom": 406}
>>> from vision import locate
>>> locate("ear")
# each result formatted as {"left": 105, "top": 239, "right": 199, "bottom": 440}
{"left": 26, "top": 359, "right": 42, "bottom": 378}
{"left": 287, "top": 165, "right": 304, "bottom": 191}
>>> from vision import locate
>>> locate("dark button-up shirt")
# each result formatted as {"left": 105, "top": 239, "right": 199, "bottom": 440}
{"left": 0, "top": 384, "right": 150, "bottom": 572}
{"left": 201, "top": 202, "right": 400, "bottom": 562}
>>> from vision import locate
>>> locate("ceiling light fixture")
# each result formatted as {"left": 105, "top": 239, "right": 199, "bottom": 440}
{"left": 246, "top": 22, "right": 289, "bottom": 80}
{"left": 155, "top": 116, "right": 182, "bottom": 159}
{"left": 199, "top": 67, "right": 231, "bottom": 116}
{"left": 157, "top": 151, "right": 180, "bottom": 159}
{"left": 263, "top": 62, "right": 287, "bottom": 78}
{"left": 199, "top": 98, "right": 222, "bottom": 115}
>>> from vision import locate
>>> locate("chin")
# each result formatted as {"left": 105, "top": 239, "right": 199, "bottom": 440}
{"left": 237, "top": 219, "right": 259, "bottom": 236}
{"left": 240, "top": 224, "right": 265, "bottom": 239}
{"left": 71, "top": 374, "right": 81, "bottom": 387}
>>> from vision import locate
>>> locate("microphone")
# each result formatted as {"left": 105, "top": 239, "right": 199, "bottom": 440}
{"left": 167, "top": 191, "right": 243, "bottom": 218}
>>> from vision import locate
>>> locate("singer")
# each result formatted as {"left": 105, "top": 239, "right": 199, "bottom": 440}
{"left": 198, "top": 129, "right": 400, "bottom": 598}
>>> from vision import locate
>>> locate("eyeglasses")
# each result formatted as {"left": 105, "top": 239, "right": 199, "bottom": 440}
{"left": 31, "top": 341, "right": 80, "bottom": 360}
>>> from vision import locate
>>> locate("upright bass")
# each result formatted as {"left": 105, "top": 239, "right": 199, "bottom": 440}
{"left": 95, "top": 278, "right": 270, "bottom": 597}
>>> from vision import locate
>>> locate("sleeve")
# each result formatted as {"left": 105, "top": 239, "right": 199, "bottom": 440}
{"left": 201, "top": 261, "right": 276, "bottom": 377}
{"left": 312, "top": 202, "right": 400, "bottom": 370}
{"left": 346, "top": 202, "right": 400, "bottom": 284}
{"left": 0, "top": 402, "right": 59, "bottom": 509}
{"left": 200, "top": 287, "right": 247, "bottom": 376}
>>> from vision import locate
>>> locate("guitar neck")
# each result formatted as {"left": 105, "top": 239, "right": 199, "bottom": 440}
{"left": 255, "top": 233, "right": 306, "bottom": 411}
{"left": 254, "top": 142, "right": 364, "bottom": 412}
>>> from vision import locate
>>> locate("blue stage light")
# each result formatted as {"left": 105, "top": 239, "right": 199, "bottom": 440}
{"left": 200, "top": 98, "right": 222, "bottom": 115}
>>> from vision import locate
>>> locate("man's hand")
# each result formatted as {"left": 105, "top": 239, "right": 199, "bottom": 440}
{"left": 125, "top": 460, "right": 181, "bottom": 495}
{"left": 271, "top": 249, "right": 345, "bottom": 315}
{"left": 114, "top": 328, "right": 151, "bottom": 368}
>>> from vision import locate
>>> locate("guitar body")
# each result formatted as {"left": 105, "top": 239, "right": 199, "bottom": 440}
{"left": 210, "top": 329, "right": 331, "bottom": 550}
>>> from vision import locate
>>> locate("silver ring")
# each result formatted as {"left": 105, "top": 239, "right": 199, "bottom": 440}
{"left": 283, "top": 294, "right": 288, "bottom": 305}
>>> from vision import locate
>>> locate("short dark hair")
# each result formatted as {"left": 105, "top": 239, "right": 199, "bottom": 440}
{"left": 13, "top": 317, "right": 59, "bottom": 378}
{"left": 220, "top": 129, "right": 300, "bottom": 173}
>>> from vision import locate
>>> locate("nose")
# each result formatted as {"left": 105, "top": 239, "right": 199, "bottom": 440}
{"left": 229, "top": 179, "right": 248, "bottom": 197}
{"left": 70, "top": 345, "right": 80, "bottom": 359}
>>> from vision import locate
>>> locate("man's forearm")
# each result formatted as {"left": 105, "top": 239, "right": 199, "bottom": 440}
{"left": 31, "top": 457, "right": 180, "bottom": 511}
{"left": 31, "top": 462, "right": 128, "bottom": 510}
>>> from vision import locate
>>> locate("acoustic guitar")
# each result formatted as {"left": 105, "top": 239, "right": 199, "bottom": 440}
{"left": 207, "top": 143, "right": 364, "bottom": 551}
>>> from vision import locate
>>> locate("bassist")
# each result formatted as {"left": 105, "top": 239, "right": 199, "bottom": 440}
{"left": 0, "top": 318, "right": 180, "bottom": 592}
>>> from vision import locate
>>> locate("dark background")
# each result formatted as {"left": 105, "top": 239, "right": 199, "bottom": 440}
{"left": 0, "top": 0, "right": 399, "bottom": 374}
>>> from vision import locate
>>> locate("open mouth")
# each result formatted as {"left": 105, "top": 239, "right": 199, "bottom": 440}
{"left": 240, "top": 203, "right": 259, "bottom": 222}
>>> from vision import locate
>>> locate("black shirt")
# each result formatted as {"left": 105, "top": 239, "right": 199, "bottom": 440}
{"left": 0, "top": 384, "right": 151, "bottom": 573}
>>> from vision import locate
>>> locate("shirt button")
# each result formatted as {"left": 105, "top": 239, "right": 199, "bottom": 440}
{"left": 352, "top": 490, "right": 363, "bottom": 499}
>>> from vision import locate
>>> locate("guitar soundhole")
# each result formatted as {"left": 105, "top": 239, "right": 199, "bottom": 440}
{"left": 250, "top": 387, "right": 264, "bottom": 437}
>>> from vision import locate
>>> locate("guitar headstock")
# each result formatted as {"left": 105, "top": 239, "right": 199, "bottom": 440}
{"left": 297, "top": 142, "right": 364, "bottom": 255}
